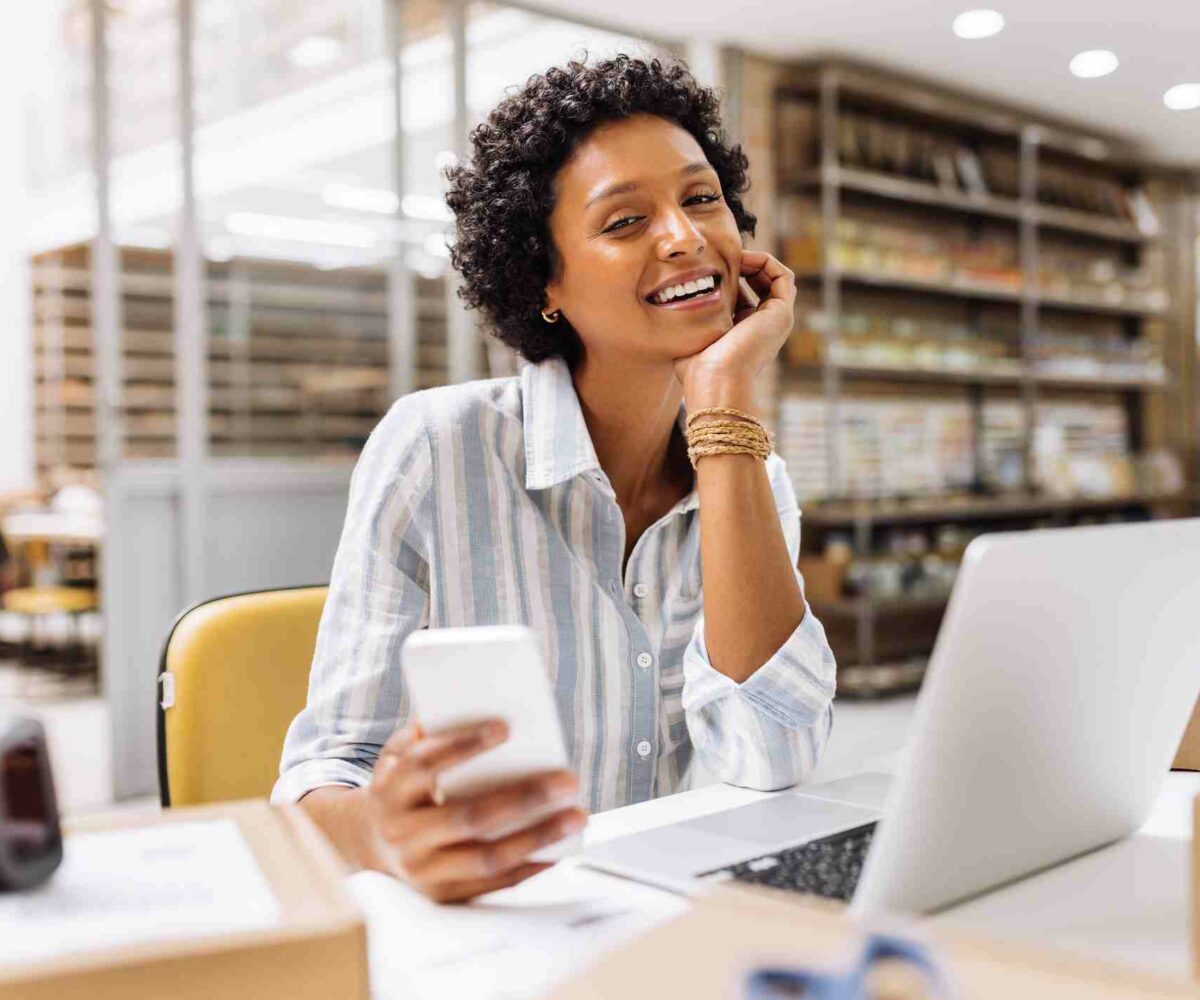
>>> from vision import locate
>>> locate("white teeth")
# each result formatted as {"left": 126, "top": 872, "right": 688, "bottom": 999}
{"left": 653, "top": 274, "right": 716, "bottom": 304}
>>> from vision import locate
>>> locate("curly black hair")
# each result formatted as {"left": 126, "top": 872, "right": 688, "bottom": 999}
{"left": 444, "top": 53, "right": 757, "bottom": 367}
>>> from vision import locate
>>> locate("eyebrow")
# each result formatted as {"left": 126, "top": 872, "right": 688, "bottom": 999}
{"left": 584, "top": 161, "right": 714, "bottom": 209}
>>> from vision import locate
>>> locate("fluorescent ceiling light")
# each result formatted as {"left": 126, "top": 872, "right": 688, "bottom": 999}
{"left": 322, "top": 184, "right": 453, "bottom": 221}
{"left": 423, "top": 232, "right": 452, "bottom": 258}
{"left": 404, "top": 194, "right": 452, "bottom": 222}
{"left": 288, "top": 35, "right": 344, "bottom": 70}
{"left": 406, "top": 249, "right": 446, "bottom": 279}
{"left": 323, "top": 183, "right": 398, "bottom": 214}
{"left": 205, "top": 236, "right": 234, "bottom": 261}
{"left": 224, "top": 211, "right": 377, "bottom": 248}
{"left": 952, "top": 9, "right": 1005, "bottom": 40}
{"left": 1163, "top": 83, "right": 1200, "bottom": 111}
{"left": 1069, "top": 50, "right": 1119, "bottom": 79}
{"left": 116, "top": 226, "right": 171, "bottom": 249}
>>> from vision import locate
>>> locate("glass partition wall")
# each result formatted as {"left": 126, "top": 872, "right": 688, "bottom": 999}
{"left": 27, "top": 0, "right": 677, "bottom": 799}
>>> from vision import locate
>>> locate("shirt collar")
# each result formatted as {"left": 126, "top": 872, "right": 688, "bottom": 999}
{"left": 520, "top": 357, "right": 698, "bottom": 513}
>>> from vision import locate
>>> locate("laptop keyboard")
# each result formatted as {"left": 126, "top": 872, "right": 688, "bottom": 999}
{"left": 700, "top": 822, "right": 878, "bottom": 901}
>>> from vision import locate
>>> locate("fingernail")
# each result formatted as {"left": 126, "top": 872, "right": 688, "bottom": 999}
{"left": 560, "top": 812, "right": 586, "bottom": 834}
{"left": 481, "top": 721, "right": 507, "bottom": 745}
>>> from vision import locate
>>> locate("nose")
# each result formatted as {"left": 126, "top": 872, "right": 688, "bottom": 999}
{"left": 655, "top": 204, "right": 705, "bottom": 259}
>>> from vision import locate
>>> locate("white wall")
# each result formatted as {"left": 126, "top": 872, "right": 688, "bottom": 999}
{"left": 0, "top": 14, "right": 36, "bottom": 492}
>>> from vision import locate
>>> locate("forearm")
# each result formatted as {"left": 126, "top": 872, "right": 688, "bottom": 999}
{"left": 690, "top": 387, "right": 807, "bottom": 684}
{"left": 297, "top": 785, "right": 387, "bottom": 874}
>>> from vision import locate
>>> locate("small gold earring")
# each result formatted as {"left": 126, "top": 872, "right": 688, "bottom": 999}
{"left": 541, "top": 308, "right": 561, "bottom": 324}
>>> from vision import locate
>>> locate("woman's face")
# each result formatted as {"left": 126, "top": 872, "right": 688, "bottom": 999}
{"left": 544, "top": 113, "right": 743, "bottom": 367}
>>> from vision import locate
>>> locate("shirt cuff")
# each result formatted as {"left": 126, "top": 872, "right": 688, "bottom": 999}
{"left": 682, "top": 608, "right": 836, "bottom": 731}
{"left": 270, "top": 757, "right": 374, "bottom": 806}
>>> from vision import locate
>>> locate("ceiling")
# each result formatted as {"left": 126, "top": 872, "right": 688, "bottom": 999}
{"left": 523, "top": 0, "right": 1200, "bottom": 167}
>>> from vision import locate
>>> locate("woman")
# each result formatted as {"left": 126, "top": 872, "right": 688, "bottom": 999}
{"left": 273, "top": 55, "right": 836, "bottom": 902}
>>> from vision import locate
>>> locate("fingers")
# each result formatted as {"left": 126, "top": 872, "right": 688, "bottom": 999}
{"left": 423, "top": 862, "right": 554, "bottom": 905}
{"left": 401, "top": 770, "right": 580, "bottom": 854}
{"left": 411, "top": 720, "right": 509, "bottom": 774}
{"left": 408, "top": 807, "right": 587, "bottom": 885}
{"left": 733, "top": 277, "right": 759, "bottom": 324}
{"left": 374, "top": 719, "right": 509, "bottom": 811}
{"left": 739, "top": 249, "right": 795, "bottom": 304}
{"left": 368, "top": 721, "right": 585, "bottom": 903}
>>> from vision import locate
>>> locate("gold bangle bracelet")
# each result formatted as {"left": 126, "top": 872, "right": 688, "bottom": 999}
{"left": 685, "top": 416, "right": 774, "bottom": 468}
{"left": 685, "top": 406, "right": 763, "bottom": 430}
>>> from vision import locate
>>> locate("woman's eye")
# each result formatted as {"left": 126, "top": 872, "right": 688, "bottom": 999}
{"left": 603, "top": 216, "right": 642, "bottom": 233}
{"left": 602, "top": 194, "right": 721, "bottom": 234}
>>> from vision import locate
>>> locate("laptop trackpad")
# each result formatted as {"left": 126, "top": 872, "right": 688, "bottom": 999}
{"left": 687, "top": 794, "right": 879, "bottom": 848}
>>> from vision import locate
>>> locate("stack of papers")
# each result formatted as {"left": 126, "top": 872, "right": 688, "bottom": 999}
{"left": 0, "top": 820, "right": 281, "bottom": 964}
{"left": 346, "top": 862, "right": 688, "bottom": 1000}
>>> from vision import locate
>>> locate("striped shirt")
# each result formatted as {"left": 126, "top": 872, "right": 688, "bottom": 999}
{"left": 272, "top": 356, "right": 836, "bottom": 814}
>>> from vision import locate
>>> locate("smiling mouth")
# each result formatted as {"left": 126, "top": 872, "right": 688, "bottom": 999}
{"left": 646, "top": 273, "right": 723, "bottom": 308}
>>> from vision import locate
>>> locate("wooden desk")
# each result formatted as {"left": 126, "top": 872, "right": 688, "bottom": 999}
{"left": 348, "top": 698, "right": 1199, "bottom": 996}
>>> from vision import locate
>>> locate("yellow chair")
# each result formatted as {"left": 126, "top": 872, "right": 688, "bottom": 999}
{"left": 156, "top": 586, "right": 328, "bottom": 807}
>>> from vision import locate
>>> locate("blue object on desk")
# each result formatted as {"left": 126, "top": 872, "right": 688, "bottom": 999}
{"left": 745, "top": 933, "right": 949, "bottom": 999}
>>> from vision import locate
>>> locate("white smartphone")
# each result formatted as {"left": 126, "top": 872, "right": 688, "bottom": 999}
{"left": 400, "top": 624, "right": 583, "bottom": 861}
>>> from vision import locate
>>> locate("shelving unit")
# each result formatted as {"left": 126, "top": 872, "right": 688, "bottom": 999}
{"left": 772, "top": 60, "right": 1198, "bottom": 696}
{"left": 31, "top": 244, "right": 455, "bottom": 477}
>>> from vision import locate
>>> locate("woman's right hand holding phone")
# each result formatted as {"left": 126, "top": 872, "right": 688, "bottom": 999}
{"left": 365, "top": 719, "right": 585, "bottom": 903}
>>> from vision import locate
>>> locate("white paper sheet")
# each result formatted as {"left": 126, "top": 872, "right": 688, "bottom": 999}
{"left": 346, "top": 861, "right": 688, "bottom": 1000}
{"left": 0, "top": 819, "right": 281, "bottom": 964}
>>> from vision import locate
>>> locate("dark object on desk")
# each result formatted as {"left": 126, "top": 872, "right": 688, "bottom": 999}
{"left": 0, "top": 715, "right": 63, "bottom": 891}
{"left": 745, "top": 932, "right": 948, "bottom": 1000}
{"left": 704, "top": 823, "right": 877, "bottom": 902}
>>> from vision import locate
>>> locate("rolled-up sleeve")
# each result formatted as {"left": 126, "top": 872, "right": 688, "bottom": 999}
{"left": 271, "top": 396, "right": 433, "bottom": 805}
{"left": 680, "top": 454, "right": 836, "bottom": 791}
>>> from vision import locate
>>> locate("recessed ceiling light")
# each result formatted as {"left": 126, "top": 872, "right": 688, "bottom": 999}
{"left": 287, "top": 35, "right": 344, "bottom": 70}
{"left": 952, "top": 9, "right": 1005, "bottom": 40}
{"left": 1164, "top": 83, "right": 1200, "bottom": 111}
{"left": 1069, "top": 50, "right": 1119, "bottom": 79}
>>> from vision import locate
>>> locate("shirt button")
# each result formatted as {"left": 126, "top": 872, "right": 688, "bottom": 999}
{"left": 636, "top": 740, "right": 652, "bottom": 759}
{"left": 633, "top": 583, "right": 649, "bottom": 599}
{"left": 636, "top": 652, "right": 653, "bottom": 669}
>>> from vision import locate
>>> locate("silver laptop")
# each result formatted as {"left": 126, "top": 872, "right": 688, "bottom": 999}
{"left": 581, "top": 518, "right": 1200, "bottom": 914}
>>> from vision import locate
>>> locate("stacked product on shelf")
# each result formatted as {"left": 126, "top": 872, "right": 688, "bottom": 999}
{"left": 778, "top": 396, "right": 974, "bottom": 503}
{"left": 771, "top": 60, "right": 1195, "bottom": 696}
{"left": 30, "top": 245, "right": 454, "bottom": 478}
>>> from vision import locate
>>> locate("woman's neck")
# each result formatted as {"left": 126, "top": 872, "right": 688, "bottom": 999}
{"left": 570, "top": 352, "right": 691, "bottom": 510}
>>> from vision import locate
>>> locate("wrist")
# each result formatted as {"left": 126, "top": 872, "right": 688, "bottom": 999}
{"left": 682, "top": 373, "right": 760, "bottom": 418}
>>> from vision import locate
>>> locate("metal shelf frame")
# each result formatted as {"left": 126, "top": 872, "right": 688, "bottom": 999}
{"left": 773, "top": 59, "right": 1199, "bottom": 674}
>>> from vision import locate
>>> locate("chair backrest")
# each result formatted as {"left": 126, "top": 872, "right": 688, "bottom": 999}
{"left": 157, "top": 586, "right": 327, "bottom": 806}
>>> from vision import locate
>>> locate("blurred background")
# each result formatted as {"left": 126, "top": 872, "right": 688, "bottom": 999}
{"left": 1, "top": 1, "right": 1196, "bottom": 814}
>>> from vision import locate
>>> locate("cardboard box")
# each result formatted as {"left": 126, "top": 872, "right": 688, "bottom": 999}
{"left": 0, "top": 799, "right": 369, "bottom": 1000}
{"left": 548, "top": 885, "right": 1200, "bottom": 999}
{"left": 1174, "top": 699, "right": 1200, "bottom": 771}
{"left": 1194, "top": 794, "right": 1200, "bottom": 981}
